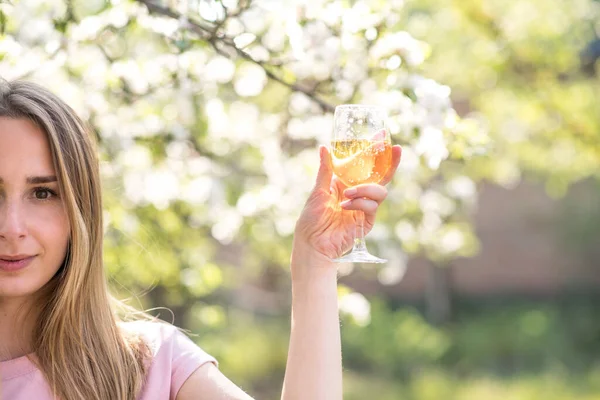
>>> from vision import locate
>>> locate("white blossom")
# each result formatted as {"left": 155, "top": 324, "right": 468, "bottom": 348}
{"left": 181, "top": 177, "right": 214, "bottom": 205}
{"left": 420, "top": 190, "right": 456, "bottom": 217}
{"left": 234, "top": 64, "right": 267, "bottom": 97}
{"left": 415, "top": 127, "right": 449, "bottom": 170}
{"left": 205, "top": 56, "right": 236, "bottom": 83}
{"left": 447, "top": 176, "right": 477, "bottom": 201}
{"left": 370, "top": 31, "right": 427, "bottom": 67}
{"left": 211, "top": 208, "right": 243, "bottom": 244}
{"left": 339, "top": 292, "right": 371, "bottom": 326}
{"left": 378, "top": 260, "right": 407, "bottom": 286}
{"left": 438, "top": 228, "right": 465, "bottom": 254}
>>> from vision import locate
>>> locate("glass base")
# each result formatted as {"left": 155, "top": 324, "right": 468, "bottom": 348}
{"left": 332, "top": 250, "right": 387, "bottom": 264}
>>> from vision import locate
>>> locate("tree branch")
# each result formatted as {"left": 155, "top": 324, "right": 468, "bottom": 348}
{"left": 135, "top": 0, "right": 335, "bottom": 112}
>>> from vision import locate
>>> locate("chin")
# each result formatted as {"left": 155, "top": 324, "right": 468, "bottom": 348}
{"left": 0, "top": 279, "right": 48, "bottom": 299}
{"left": 0, "top": 263, "right": 60, "bottom": 299}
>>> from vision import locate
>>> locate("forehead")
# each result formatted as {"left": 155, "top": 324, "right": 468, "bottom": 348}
{"left": 0, "top": 117, "right": 56, "bottom": 181}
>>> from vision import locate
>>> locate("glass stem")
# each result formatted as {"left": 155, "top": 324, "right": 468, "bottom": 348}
{"left": 353, "top": 210, "right": 368, "bottom": 253}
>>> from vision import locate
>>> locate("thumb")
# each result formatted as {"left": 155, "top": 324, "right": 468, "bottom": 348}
{"left": 314, "top": 145, "right": 333, "bottom": 191}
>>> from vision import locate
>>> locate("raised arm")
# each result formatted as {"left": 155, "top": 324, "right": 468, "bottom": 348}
{"left": 280, "top": 245, "right": 342, "bottom": 400}
{"left": 177, "top": 145, "right": 401, "bottom": 400}
{"left": 281, "top": 145, "right": 401, "bottom": 400}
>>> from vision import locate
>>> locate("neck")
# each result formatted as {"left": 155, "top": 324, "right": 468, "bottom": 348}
{"left": 0, "top": 295, "right": 38, "bottom": 361}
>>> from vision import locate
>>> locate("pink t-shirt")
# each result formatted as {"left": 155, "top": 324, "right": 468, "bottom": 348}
{"left": 0, "top": 321, "right": 218, "bottom": 400}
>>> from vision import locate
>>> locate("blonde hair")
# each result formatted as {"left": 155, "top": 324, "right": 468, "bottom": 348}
{"left": 0, "top": 80, "right": 151, "bottom": 399}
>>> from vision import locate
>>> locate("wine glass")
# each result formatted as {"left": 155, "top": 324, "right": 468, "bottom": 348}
{"left": 330, "top": 104, "right": 393, "bottom": 264}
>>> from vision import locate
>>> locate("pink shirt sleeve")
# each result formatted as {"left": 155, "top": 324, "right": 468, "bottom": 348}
{"left": 166, "top": 324, "right": 218, "bottom": 399}
{"left": 124, "top": 321, "right": 218, "bottom": 400}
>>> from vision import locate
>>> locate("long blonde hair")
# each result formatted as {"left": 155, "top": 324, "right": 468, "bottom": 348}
{"left": 0, "top": 80, "right": 151, "bottom": 399}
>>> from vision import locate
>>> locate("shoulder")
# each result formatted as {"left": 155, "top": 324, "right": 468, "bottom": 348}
{"left": 120, "top": 320, "right": 219, "bottom": 400}
{"left": 120, "top": 320, "right": 216, "bottom": 364}
{"left": 119, "top": 320, "right": 186, "bottom": 354}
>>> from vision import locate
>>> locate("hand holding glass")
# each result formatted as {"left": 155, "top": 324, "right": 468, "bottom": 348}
{"left": 330, "top": 105, "right": 392, "bottom": 263}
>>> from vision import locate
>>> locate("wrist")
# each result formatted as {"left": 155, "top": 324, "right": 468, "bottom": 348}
{"left": 290, "top": 238, "right": 338, "bottom": 284}
{"left": 290, "top": 262, "right": 338, "bottom": 303}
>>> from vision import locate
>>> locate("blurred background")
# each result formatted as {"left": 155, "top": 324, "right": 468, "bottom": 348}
{"left": 1, "top": 0, "right": 600, "bottom": 398}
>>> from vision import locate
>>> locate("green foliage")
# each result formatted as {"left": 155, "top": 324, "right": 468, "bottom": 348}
{"left": 342, "top": 297, "right": 600, "bottom": 377}
{"left": 342, "top": 297, "right": 600, "bottom": 399}
{"left": 403, "top": 0, "right": 600, "bottom": 194}
{"left": 344, "top": 368, "right": 600, "bottom": 400}
{"left": 342, "top": 300, "right": 451, "bottom": 377}
{"left": 187, "top": 308, "right": 289, "bottom": 397}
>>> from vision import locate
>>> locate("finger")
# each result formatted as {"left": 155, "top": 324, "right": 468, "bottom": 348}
{"left": 340, "top": 198, "right": 379, "bottom": 214}
{"left": 313, "top": 145, "right": 333, "bottom": 191}
{"left": 379, "top": 145, "right": 402, "bottom": 186}
{"left": 343, "top": 184, "right": 388, "bottom": 204}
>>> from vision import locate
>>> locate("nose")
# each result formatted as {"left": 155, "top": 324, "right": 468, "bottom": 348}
{"left": 0, "top": 200, "right": 27, "bottom": 241}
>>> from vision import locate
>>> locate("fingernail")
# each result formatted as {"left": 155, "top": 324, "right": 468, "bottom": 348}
{"left": 344, "top": 188, "right": 357, "bottom": 197}
{"left": 340, "top": 199, "right": 352, "bottom": 208}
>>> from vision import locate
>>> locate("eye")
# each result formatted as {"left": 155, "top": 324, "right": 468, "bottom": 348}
{"left": 33, "top": 186, "right": 58, "bottom": 200}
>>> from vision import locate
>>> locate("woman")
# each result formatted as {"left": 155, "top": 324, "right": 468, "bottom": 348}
{"left": 0, "top": 80, "right": 401, "bottom": 399}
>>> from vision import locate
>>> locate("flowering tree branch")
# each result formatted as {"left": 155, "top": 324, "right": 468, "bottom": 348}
{"left": 135, "top": 0, "right": 336, "bottom": 112}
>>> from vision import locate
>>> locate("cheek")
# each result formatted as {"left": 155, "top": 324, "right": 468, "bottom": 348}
{"left": 29, "top": 203, "right": 70, "bottom": 262}
{"left": 0, "top": 204, "right": 71, "bottom": 298}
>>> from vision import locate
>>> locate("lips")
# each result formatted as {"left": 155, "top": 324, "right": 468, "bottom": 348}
{"left": 0, "top": 255, "right": 34, "bottom": 261}
{"left": 0, "top": 255, "right": 37, "bottom": 272}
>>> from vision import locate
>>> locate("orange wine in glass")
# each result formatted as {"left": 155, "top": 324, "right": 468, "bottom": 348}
{"left": 330, "top": 104, "right": 392, "bottom": 263}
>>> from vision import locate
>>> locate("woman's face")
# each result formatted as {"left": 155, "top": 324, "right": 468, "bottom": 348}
{"left": 0, "top": 117, "right": 70, "bottom": 299}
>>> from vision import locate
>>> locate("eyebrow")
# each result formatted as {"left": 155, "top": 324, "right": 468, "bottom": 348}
{"left": 0, "top": 176, "right": 58, "bottom": 184}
